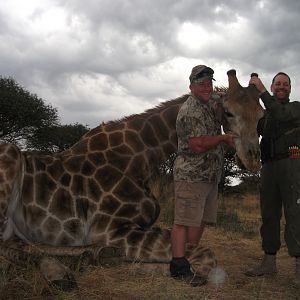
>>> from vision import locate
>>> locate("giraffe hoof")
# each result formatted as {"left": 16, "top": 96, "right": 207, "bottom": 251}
{"left": 39, "top": 257, "right": 77, "bottom": 292}
{"left": 50, "top": 273, "right": 77, "bottom": 292}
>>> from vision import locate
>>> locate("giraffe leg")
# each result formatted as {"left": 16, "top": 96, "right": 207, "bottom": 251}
{"left": 94, "top": 246, "right": 126, "bottom": 266}
{"left": 0, "top": 241, "right": 77, "bottom": 292}
{"left": 39, "top": 257, "right": 77, "bottom": 292}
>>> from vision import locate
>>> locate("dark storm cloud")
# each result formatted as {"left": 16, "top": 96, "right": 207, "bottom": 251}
{"left": 1, "top": 0, "right": 300, "bottom": 127}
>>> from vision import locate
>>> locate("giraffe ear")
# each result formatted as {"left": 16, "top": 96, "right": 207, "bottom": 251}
{"left": 227, "top": 69, "right": 242, "bottom": 93}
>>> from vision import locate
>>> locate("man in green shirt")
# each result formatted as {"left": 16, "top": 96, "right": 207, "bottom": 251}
{"left": 246, "top": 73, "right": 300, "bottom": 286}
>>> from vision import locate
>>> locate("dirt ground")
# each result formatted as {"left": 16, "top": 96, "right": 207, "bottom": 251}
{"left": 29, "top": 227, "right": 300, "bottom": 300}
{"left": 1, "top": 227, "right": 300, "bottom": 299}
{"left": 1, "top": 189, "right": 300, "bottom": 299}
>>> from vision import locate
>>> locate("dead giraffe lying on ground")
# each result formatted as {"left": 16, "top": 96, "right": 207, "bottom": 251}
{"left": 0, "top": 70, "right": 263, "bottom": 290}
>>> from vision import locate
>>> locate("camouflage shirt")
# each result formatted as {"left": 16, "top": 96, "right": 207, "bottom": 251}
{"left": 173, "top": 94, "right": 224, "bottom": 183}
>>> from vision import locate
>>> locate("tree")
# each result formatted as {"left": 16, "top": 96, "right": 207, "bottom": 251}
{"left": 27, "top": 123, "right": 90, "bottom": 153}
{"left": 0, "top": 77, "right": 59, "bottom": 148}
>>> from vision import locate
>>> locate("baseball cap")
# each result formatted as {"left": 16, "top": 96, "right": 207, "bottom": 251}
{"left": 189, "top": 65, "right": 215, "bottom": 83}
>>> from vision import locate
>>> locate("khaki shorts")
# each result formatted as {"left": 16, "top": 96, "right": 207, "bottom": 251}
{"left": 173, "top": 181, "right": 219, "bottom": 227}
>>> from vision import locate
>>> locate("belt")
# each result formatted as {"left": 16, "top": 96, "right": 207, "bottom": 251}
{"left": 264, "top": 153, "right": 289, "bottom": 163}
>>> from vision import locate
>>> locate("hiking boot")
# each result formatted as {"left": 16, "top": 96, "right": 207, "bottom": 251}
{"left": 245, "top": 254, "right": 277, "bottom": 277}
{"left": 170, "top": 257, "right": 207, "bottom": 287}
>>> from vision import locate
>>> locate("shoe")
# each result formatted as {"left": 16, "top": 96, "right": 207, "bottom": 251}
{"left": 170, "top": 257, "right": 207, "bottom": 287}
{"left": 245, "top": 254, "right": 277, "bottom": 277}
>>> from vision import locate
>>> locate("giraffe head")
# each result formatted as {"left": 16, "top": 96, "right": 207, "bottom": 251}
{"left": 222, "top": 70, "right": 264, "bottom": 172}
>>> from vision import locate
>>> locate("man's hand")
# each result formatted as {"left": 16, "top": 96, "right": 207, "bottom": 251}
{"left": 221, "top": 133, "right": 237, "bottom": 148}
{"left": 249, "top": 76, "right": 267, "bottom": 94}
{"left": 189, "top": 133, "right": 237, "bottom": 153}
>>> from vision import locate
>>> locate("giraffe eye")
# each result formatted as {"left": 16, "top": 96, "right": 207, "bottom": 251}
{"left": 224, "top": 110, "right": 234, "bottom": 118}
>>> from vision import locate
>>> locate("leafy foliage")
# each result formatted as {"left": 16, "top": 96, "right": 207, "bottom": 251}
{"left": 27, "top": 123, "right": 89, "bottom": 153}
{"left": 0, "top": 77, "right": 59, "bottom": 148}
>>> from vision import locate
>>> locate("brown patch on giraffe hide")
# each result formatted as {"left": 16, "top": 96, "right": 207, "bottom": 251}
{"left": 105, "top": 122, "right": 125, "bottom": 132}
{"left": 111, "top": 144, "right": 133, "bottom": 155}
{"left": 0, "top": 155, "right": 14, "bottom": 170}
{"left": 42, "top": 155, "right": 54, "bottom": 164}
{"left": 132, "top": 215, "right": 151, "bottom": 228}
{"left": 47, "top": 159, "right": 64, "bottom": 180}
{"left": 127, "top": 117, "right": 144, "bottom": 131}
{"left": 148, "top": 115, "right": 169, "bottom": 142}
{"left": 49, "top": 189, "right": 74, "bottom": 220}
{"left": 44, "top": 233, "right": 56, "bottom": 244}
{"left": 115, "top": 203, "right": 138, "bottom": 218}
{"left": 26, "top": 205, "right": 47, "bottom": 228}
{"left": 90, "top": 213, "right": 111, "bottom": 232}
{"left": 108, "top": 238, "right": 126, "bottom": 249}
{"left": 110, "top": 226, "right": 132, "bottom": 240}
{"left": 0, "top": 173, "right": 4, "bottom": 183}
{"left": 170, "top": 131, "right": 178, "bottom": 143}
{"left": 7, "top": 145, "right": 19, "bottom": 160}
{"left": 95, "top": 166, "right": 123, "bottom": 192}
{"left": 106, "top": 150, "right": 131, "bottom": 172}
{"left": 124, "top": 130, "right": 145, "bottom": 152}
{"left": 43, "top": 216, "right": 62, "bottom": 233}
{"left": 84, "top": 125, "right": 103, "bottom": 138}
{"left": 146, "top": 149, "right": 162, "bottom": 167}
{"left": 34, "top": 157, "right": 46, "bottom": 171}
{"left": 126, "top": 155, "right": 145, "bottom": 180}
{"left": 143, "top": 231, "right": 159, "bottom": 248}
{"left": 0, "top": 202, "right": 7, "bottom": 215}
{"left": 127, "top": 230, "right": 144, "bottom": 246}
{"left": 140, "top": 123, "right": 159, "bottom": 147}
{"left": 127, "top": 246, "right": 139, "bottom": 259}
{"left": 87, "top": 178, "right": 102, "bottom": 202}
{"left": 76, "top": 197, "right": 97, "bottom": 220}
{"left": 113, "top": 177, "right": 144, "bottom": 202}
{"left": 108, "top": 131, "right": 123, "bottom": 147}
{"left": 63, "top": 219, "right": 83, "bottom": 239}
{"left": 64, "top": 156, "right": 85, "bottom": 173}
{"left": 88, "top": 152, "right": 106, "bottom": 166}
{"left": 57, "top": 233, "right": 75, "bottom": 246}
{"left": 81, "top": 160, "right": 96, "bottom": 176}
{"left": 61, "top": 173, "right": 71, "bottom": 187}
{"left": 141, "top": 200, "right": 156, "bottom": 221}
{"left": 110, "top": 218, "right": 131, "bottom": 230}
{"left": 35, "top": 173, "right": 57, "bottom": 207}
{"left": 89, "top": 133, "right": 108, "bottom": 151}
{"left": 22, "top": 175, "right": 34, "bottom": 204}
{"left": 71, "top": 140, "right": 88, "bottom": 155}
{"left": 25, "top": 156, "right": 34, "bottom": 173}
{"left": 100, "top": 195, "right": 121, "bottom": 215}
{"left": 6, "top": 167, "right": 17, "bottom": 181}
{"left": 71, "top": 175, "right": 87, "bottom": 195}
{"left": 162, "top": 105, "right": 178, "bottom": 128}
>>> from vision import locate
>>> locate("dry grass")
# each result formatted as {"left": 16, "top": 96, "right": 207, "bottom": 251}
{"left": 1, "top": 188, "right": 299, "bottom": 299}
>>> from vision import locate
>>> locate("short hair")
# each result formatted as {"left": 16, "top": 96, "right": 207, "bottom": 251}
{"left": 272, "top": 72, "right": 291, "bottom": 85}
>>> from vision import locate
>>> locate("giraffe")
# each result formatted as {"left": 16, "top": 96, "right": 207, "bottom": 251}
{"left": 0, "top": 70, "right": 263, "bottom": 288}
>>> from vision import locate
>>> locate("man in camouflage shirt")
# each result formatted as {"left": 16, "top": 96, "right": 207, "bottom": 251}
{"left": 170, "top": 65, "right": 236, "bottom": 286}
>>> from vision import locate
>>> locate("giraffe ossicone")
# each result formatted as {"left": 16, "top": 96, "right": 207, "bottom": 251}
{"left": 0, "top": 70, "right": 263, "bottom": 288}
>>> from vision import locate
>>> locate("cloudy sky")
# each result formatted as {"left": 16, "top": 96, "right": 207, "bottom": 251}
{"left": 1, "top": 0, "right": 300, "bottom": 128}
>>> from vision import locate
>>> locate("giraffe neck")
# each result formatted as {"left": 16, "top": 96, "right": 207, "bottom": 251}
{"left": 68, "top": 94, "right": 188, "bottom": 179}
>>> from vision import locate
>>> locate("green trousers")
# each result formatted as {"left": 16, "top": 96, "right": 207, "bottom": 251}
{"left": 260, "top": 158, "right": 300, "bottom": 257}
